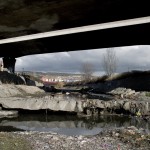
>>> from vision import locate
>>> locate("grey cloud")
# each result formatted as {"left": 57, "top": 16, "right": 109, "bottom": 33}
{"left": 116, "top": 46, "right": 150, "bottom": 71}
{"left": 16, "top": 45, "right": 150, "bottom": 74}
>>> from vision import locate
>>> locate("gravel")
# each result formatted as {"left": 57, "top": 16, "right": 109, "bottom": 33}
{"left": 1, "top": 126, "right": 150, "bottom": 150}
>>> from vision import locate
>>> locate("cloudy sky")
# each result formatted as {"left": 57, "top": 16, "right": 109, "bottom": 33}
{"left": 14, "top": 45, "right": 150, "bottom": 76}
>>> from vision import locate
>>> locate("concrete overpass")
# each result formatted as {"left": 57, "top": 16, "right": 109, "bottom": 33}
{"left": 0, "top": 0, "right": 150, "bottom": 72}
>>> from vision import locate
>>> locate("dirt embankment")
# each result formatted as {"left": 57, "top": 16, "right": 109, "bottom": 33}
{"left": 66, "top": 71, "right": 150, "bottom": 93}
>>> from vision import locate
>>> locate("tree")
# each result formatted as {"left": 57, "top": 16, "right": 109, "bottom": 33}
{"left": 80, "top": 62, "right": 94, "bottom": 81}
{"left": 102, "top": 48, "right": 117, "bottom": 76}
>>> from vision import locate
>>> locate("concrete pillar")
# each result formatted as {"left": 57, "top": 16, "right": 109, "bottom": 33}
{"left": 0, "top": 60, "right": 4, "bottom": 71}
{"left": 2, "top": 57, "right": 16, "bottom": 73}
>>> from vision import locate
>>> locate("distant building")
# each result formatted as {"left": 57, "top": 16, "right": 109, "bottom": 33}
{"left": 41, "top": 76, "right": 63, "bottom": 86}
{"left": 41, "top": 75, "right": 82, "bottom": 86}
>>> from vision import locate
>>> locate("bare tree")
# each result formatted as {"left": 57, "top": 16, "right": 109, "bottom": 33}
{"left": 80, "top": 62, "right": 94, "bottom": 81}
{"left": 102, "top": 48, "right": 117, "bottom": 76}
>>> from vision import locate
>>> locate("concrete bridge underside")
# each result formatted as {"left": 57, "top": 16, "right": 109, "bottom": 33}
{"left": 0, "top": 0, "right": 150, "bottom": 57}
{"left": 0, "top": 22, "right": 150, "bottom": 58}
{"left": 0, "top": 0, "right": 150, "bottom": 72}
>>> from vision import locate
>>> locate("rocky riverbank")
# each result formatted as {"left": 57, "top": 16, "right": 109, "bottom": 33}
{"left": 1, "top": 84, "right": 150, "bottom": 149}
{"left": 0, "top": 126, "right": 150, "bottom": 150}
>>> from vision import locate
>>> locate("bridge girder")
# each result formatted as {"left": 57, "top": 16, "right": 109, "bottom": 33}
{"left": 0, "top": 0, "right": 150, "bottom": 57}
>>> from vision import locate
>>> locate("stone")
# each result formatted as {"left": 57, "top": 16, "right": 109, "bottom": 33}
{"left": 115, "top": 133, "right": 119, "bottom": 137}
{"left": 86, "top": 108, "right": 92, "bottom": 115}
{"left": 104, "top": 102, "right": 111, "bottom": 109}
{"left": 96, "top": 101, "right": 105, "bottom": 109}
{"left": 93, "top": 108, "right": 99, "bottom": 115}
{"left": 123, "top": 101, "right": 130, "bottom": 111}
{"left": 76, "top": 101, "right": 84, "bottom": 112}
{"left": 0, "top": 110, "right": 18, "bottom": 117}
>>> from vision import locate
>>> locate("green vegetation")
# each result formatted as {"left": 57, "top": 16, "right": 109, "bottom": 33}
{"left": 119, "top": 130, "right": 150, "bottom": 149}
{"left": 145, "top": 92, "right": 150, "bottom": 97}
{"left": 0, "top": 133, "right": 32, "bottom": 150}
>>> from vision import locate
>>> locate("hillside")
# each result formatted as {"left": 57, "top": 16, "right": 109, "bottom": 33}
{"left": 66, "top": 70, "right": 150, "bottom": 92}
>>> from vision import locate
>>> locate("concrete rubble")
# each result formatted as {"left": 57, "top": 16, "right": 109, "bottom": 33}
{"left": 0, "top": 84, "right": 45, "bottom": 98}
{"left": 0, "top": 93, "right": 150, "bottom": 117}
{"left": 0, "top": 85, "right": 150, "bottom": 118}
{"left": 108, "top": 87, "right": 140, "bottom": 99}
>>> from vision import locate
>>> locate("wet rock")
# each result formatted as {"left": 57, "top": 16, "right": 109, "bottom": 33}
{"left": 123, "top": 101, "right": 130, "bottom": 111}
{"left": 85, "top": 108, "right": 92, "bottom": 116}
{"left": 76, "top": 101, "right": 84, "bottom": 112}
{"left": 95, "top": 101, "right": 105, "bottom": 108}
{"left": 93, "top": 108, "right": 99, "bottom": 115}
{"left": 109, "top": 88, "right": 139, "bottom": 99}
{"left": 104, "top": 101, "right": 111, "bottom": 109}
{"left": 112, "top": 100, "right": 121, "bottom": 110}
{"left": 0, "top": 110, "right": 18, "bottom": 117}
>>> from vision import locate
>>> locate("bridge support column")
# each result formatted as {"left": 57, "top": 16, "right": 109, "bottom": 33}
{"left": 2, "top": 57, "right": 16, "bottom": 73}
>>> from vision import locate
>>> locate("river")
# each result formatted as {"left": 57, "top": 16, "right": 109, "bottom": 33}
{"left": 0, "top": 114, "right": 149, "bottom": 135}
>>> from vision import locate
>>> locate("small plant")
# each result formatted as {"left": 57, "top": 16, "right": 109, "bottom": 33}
{"left": 145, "top": 92, "right": 150, "bottom": 97}
{"left": 55, "top": 82, "right": 65, "bottom": 88}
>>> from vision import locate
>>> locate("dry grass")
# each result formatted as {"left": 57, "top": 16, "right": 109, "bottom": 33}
{"left": 0, "top": 133, "right": 32, "bottom": 150}
{"left": 65, "top": 70, "right": 150, "bottom": 86}
{"left": 90, "top": 70, "right": 150, "bottom": 83}
{"left": 22, "top": 74, "right": 42, "bottom": 83}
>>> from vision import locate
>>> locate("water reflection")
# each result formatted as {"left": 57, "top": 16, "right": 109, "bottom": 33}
{"left": 0, "top": 114, "right": 149, "bottom": 135}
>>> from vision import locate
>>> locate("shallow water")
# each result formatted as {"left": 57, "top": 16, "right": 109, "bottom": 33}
{"left": 0, "top": 114, "right": 149, "bottom": 135}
